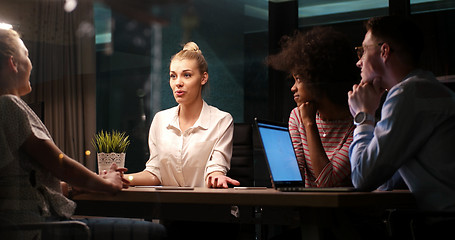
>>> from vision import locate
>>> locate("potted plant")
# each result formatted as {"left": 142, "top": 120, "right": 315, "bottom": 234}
{"left": 92, "top": 130, "right": 130, "bottom": 174}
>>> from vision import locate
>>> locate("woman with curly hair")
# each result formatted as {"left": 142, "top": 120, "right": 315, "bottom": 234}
{"left": 267, "top": 26, "right": 359, "bottom": 187}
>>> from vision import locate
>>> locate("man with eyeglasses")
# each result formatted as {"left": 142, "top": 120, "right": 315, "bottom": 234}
{"left": 348, "top": 15, "right": 455, "bottom": 237}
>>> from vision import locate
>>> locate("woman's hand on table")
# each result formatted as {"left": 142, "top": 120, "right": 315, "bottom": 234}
{"left": 206, "top": 172, "right": 240, "bottom": 188}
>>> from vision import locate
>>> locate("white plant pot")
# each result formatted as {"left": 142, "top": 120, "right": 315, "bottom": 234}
{"left": 97, "top": 152, "right": 125, "bottom": 174}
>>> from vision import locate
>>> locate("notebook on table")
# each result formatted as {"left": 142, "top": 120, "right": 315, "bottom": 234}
{"left": 254, "top": 118, "right": 355, "bottom": 192}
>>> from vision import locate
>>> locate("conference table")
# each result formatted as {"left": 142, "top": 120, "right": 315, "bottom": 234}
{"left": 74, "top": 187, "right": 416, "bottom": 239}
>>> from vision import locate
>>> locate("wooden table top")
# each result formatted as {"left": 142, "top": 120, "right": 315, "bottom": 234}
{"left": 74, "top": 187, "right": 415, "bottom": 209}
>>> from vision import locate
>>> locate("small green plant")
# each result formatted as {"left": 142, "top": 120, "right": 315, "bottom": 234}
{"left": 92, "top": 130, "right": 130, "bottom": 153}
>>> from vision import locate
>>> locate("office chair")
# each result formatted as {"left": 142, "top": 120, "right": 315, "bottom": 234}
{"left": 228, "top": 123, "right": 254, "bottom": 186}
{"left": 384, "top": 209, "right": 455, "bottom": 240}
{"left": 0, "top": 220, "right": 90, "bottom": 240}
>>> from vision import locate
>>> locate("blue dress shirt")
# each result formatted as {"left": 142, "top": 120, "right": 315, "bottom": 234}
{"left": 349, "top": 70, "right": 455, "bottom": 212}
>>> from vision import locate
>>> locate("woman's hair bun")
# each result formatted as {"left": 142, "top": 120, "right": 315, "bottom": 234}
{"left": 183, "top": 42, "right": 201, "bottom": 53}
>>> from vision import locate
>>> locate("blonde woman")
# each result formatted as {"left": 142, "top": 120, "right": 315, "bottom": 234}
{"left": 125, "top": 42, "right": 239, "bottom": 188}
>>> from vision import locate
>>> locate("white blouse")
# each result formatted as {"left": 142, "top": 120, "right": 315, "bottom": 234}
{"left": 145, "top": 101, "right": 233, "bottom": 187}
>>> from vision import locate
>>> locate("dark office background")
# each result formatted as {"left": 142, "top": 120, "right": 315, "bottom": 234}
{"left": 93, "top": 0, "right": 455, "bottom": 175}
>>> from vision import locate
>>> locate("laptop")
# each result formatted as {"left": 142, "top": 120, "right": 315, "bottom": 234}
{"left": 254, "top": 118, "right": 355, "bottom": 192}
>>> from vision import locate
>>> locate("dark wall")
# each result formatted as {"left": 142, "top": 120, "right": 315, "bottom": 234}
{"left": 96, "top": 12, "right": 152, "bottom": 173}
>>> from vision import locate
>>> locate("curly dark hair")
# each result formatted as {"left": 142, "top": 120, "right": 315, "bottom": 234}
{"left": 266, "top": 26, "right": 359, "bottom": 107}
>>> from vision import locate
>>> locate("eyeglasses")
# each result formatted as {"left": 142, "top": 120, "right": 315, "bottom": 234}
{"left": 355, "top": 42, "right": 384, "bottom": 60}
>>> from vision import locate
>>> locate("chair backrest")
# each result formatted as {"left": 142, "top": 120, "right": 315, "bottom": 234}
{"left": 228, "top": 123, "right": 254, "bottom": 186}
{"left": 0, "top": 220, "right": 90, "bottom": 240}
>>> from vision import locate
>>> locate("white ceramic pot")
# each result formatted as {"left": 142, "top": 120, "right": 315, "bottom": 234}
{"left": 97, "top": 152, "right": 125, "bottom": 174}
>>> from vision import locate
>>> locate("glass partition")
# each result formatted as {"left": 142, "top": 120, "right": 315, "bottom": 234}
{"left": 94, "top": 0, "right": 455, "bottom": 172}
{"left": 411, "top": 0, "right": 455, "bottom": 13}
{"left": 298, "top": 0, "right": 388, "bottom": 26}
{"left": 94, "top": 0, "right": 269, "bottom": 171}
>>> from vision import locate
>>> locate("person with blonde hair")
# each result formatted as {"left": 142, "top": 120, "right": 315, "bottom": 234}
{"left": 125, "top": 42, "right": 239, "bottom": 188}
{"left": 0, "top": 26, "right": 165, "bottom": 239}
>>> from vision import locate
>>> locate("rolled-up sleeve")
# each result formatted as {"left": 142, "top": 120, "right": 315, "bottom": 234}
{"left": 145, "top": 114, "right": 162, "bottom": 181}
{"left": 205, "top": 114, "right": 233, "bottom": 176}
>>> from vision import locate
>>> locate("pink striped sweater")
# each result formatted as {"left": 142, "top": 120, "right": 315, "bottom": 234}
{"left": 288, "top": 107, "right": 355, "bottom": 187}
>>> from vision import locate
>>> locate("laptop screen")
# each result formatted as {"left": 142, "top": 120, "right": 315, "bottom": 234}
{"left": 256, "top": 121, "right": 303, "bottom": 182}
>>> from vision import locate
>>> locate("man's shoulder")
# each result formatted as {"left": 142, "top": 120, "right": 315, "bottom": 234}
{"left": 398, "top": 70, "right": 452, "bottom": 96}
{"left": 400, "top": 70, "right": 436, "bottom": 86}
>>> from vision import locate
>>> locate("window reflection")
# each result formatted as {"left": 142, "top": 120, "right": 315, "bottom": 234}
{"left": 93, "top": 0, "right": 455, "bottom": 173}
{"left": 94, "top": 1, "right": 261, "bottom": 172}
{"left": 411, "top": 0, "right": 455, "bottom": 13}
